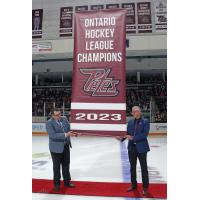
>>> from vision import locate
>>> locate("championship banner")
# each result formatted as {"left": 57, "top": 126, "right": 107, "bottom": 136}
{"left": 137, "top": 2, "right": 152, "bottom": 33}
{"left": 106, "top": 4, "right": 119, "bottom": 9}
{"left": 91, "top": 5, "right": 104, "bottom": 10}
{"left": 32, "top": 9, "right": 43, "bottom": 38}
{"left": 122, "top": 3, "right": 136, "bottom": 34}
{"left": 59, "top": 7, "right": 73, "bottom": 37}
{"left": 154, "top": 0, "right": 167, "bottom": 32}
{"left": 75, "top": 6, "right": 88, "bottom": 12}
{"left": 71, "top": 9, "right": 127, "bottom": 136}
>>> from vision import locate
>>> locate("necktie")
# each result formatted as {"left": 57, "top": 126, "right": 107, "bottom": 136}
{"left": 133, "top": 120, "right": 138, "bottom": 136}
{"left": 57, "top": 120, "right": 62, "bottom": 128}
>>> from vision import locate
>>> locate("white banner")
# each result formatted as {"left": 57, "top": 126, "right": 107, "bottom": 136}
{"left": 150, "top": 123, "right": 167, "bottom": 133}
{"left": 32, "top": 122, "right": 167, "bottom": 134}
{"left": 32, "top": 42, "right": 52, "bottom": 53}
{"left": 32, "top": 123, "right": 46, "bottom": 132}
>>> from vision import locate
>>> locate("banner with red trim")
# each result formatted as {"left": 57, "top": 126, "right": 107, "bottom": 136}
{"left": 71, "top": 9, "right": 127, "bottom": 136}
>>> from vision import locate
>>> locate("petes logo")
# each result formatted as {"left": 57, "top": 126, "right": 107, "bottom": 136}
{"left": 80, "top": 68, "right": 120, "bottom": 97}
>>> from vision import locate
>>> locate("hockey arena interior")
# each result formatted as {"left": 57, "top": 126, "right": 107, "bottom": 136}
{"left": 32, "top": 0, "right": 167, "bottom": 199}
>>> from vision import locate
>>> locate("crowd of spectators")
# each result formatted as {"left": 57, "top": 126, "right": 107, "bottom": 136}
{"left": 32, "top": 88, "right": 71, "bottom": 116}
{"left": 32, "top": 77, "right": 167, "bottom": 122}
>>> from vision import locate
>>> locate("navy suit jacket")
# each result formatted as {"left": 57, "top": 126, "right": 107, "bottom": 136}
{"left": 126, "top": 117, "right": 150, "bottom": 153}
{"left": 46, "top": 116, "right": 71, "bottom": 153}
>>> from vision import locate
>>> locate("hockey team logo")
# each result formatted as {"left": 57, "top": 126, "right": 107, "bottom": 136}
{"left": 80, "top": 68, "right": 120, "bottom": 97}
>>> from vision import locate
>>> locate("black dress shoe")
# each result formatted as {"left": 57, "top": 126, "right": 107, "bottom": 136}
{"left": 142, "top": 187, "right": 148, "bottom": 196}
{"left": 64, "top": 182, "right": 75, "bottom": 188}
{"left": 127, "top": 185, "right": 137, "bottom": 192}
{"left": 54, "top": 185, "right": 60, "bottom": 191}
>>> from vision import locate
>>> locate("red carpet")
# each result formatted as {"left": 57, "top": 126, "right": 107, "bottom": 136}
{"left": 32, "top": 178, "right": 167, "bottom": 198}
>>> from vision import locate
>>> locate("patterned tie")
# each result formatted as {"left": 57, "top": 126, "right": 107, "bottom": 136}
{"left": 57, "top": 120, "right": 62, "bottom": 128}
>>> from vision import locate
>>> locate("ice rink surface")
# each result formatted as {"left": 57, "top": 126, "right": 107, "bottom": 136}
{"left": 32, "top": 135, "right": 166, "bottom": 200}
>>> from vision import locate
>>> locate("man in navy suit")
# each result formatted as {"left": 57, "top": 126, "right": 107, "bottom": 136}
{"left": 46, "top": 108, "right": 78, "bottom": 191}
{"left": 117, "top": 106, "right": 150, "bottom": 196}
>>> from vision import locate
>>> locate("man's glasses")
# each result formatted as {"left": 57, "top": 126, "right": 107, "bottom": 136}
{"left": 132, "top": 110, "right": 140, "bottom": 113}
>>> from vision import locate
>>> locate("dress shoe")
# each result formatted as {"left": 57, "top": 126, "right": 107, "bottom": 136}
{"left": 142, "top": 187, "right": 148, "bottom": 196}
{"left": 53, "top": 185, "right": 60, "bottom": 191}
{"left": 127, "top": 185, "right": 137, "bottom": 192}
{"left": 64, "top": 182, "right": 75, "bottom": 188}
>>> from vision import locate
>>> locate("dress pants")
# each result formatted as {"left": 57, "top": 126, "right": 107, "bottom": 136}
{"left": 128, "top": 145, "right": 149, "bottom": 188}
{"left": 50, "top": 144, "right": 71, "bottom": 186}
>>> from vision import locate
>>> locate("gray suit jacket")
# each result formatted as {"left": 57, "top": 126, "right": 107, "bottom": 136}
{"left": 46, "top": 116, "right": 72, "bottom": 153}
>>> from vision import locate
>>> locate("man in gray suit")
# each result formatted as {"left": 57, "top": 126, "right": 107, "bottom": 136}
{"left": 46, "top": 108, "right": 78, "bottom": 191}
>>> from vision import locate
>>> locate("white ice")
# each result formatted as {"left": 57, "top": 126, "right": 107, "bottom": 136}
{"left": 32, "top": 135, "right": 166, "bottom": 200}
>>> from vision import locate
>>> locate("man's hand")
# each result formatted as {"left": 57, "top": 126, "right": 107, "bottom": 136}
{"left": 125, "top": 135, "right": 133, "bottom": 140}
{"left": 65, "top": 131, "right": 78, "bottom": 137}
{"left": 115, "top": 136, "right": 123, "bottom": 141}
